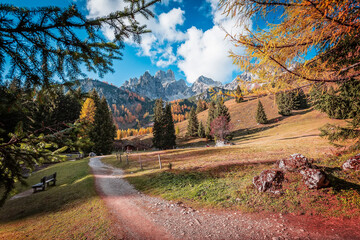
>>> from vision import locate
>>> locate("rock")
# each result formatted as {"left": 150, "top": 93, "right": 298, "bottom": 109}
{"left": 300, "top": 168, "right": 329, "bottom": 189}
{"left": 89, "top": 152, "right": 96, "bottom": 157}
{"left": 278, "top": 153, "right": 312, "bottom": 172}
{"left": 253, "top": 169, "right": 285, "bottom": 194}
{"left": 342, "top": 154, "right": 360, "bottom": 171}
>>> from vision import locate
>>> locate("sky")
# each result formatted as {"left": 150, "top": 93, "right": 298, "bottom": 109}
{"left": 3, "top": 0, "right": 253, "bottom": 86}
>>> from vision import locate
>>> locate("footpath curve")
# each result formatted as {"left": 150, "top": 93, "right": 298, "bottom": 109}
{"left": 89, "top": 157, "right": 359, "bottom": 240}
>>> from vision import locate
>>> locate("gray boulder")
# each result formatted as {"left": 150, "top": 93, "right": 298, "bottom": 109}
{"left": 342, "top": 153, "right": 360, "bottom": 171}
{"left": 278, "top": 153, "right": 312, "bottom": 172}
{"left": 300, "top": 168, "right": 329, "bottom": 189}
{"left": 253, "top": 169, "right": 284, "bottom": 194}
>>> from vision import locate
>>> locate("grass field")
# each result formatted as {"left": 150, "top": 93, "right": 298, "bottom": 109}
{"left": 104, "top": 97, "right": 360, "bottom": 218}
{"left": 0, "top": 158, "right": 116, "bottom": 240}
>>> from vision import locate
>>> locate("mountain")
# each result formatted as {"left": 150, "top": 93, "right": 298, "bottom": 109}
{"left": 123, "top": 70, "right": 192, "bottom": 101}
{"left": 224, "top": 72, "right": 253, "bottom": 90}
{"left": 191, "top": 76, "right": 222, "bottom": 95}
{"left": 122, "top": 70, "right": 228, "bottom": 101}
{"left": 77, "top": 79, "right": 154, "bottom": 129}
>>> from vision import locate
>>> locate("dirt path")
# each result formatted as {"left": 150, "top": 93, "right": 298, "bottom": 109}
{"left": 89, "top": 157, "right": 360, "bottom": 240}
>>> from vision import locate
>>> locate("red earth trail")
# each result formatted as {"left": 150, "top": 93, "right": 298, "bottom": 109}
{"left": 89, "top": 157, "right": 360, "bottom": 240}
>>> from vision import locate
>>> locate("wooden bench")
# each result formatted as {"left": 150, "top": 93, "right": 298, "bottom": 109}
{"left": 31, "top": 172, "right": 57, "bottom": 192}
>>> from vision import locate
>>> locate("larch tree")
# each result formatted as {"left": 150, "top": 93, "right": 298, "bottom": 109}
{"left": 220, "top": 0, "right": 360, "bottom": 90}
{"left": 0, "top": 0, "right": 159, "bottom": 206}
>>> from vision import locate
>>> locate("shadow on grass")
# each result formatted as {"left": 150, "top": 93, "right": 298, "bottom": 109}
{"left": 279, "top": 134, "right": 319, "bottom": 140}
{"left": 231, "top": 124, "right": 279, "bottom": 142}
{"left": 0, "top": 159, "right": 95, "bottom": 223}
{"left": 323, "top": 166, "right": 360, "bottom": 193}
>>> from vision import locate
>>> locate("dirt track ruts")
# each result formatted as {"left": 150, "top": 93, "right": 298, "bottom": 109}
{"left": 89, "top": 157, "right": 360, "bottom": 240}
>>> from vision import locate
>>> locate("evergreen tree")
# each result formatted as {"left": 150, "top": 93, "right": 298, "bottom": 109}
{"left": 291, "top": 89, "right": 308, "bottom": 110}
{"left": 91, "top": 97, "right": 116, "bottom": 154}
{"left": 196, "top": 98, "right": 205, "bottom": 113}
{"left": 276, "top": 92, "right": 293, "bottom": 116}
{"left": 205, "top": 101, "right": 216, "bottom": 139}
{"left": 187, "top": 107, "right": 199, "bottom": 137}
{"left": 0, "top": 0, "right": 158, "bottom": 206}
{"left": 152, "top": 99, "right": 164, "bottom": 149}
{"left": 198, "top": 121, "right": 205, "bottom": 138}
{"left": 163, "top": 104, "right": 176, "bottom": 149}
{"left": 255, "top": 100, "right": 267, "bottom": 124}
{"left": 235, "top": 85, "right": 243, "bottom": 103}
{"left": 214, "top": 99, "right": 231, "bottom": 123}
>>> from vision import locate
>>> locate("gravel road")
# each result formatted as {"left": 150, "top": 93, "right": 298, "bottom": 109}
{"left": 89, "top": 157, "right": 360, "bottom": 240}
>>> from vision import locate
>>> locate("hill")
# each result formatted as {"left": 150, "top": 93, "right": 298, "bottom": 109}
{"left": 77, "top": 79, "right": 155, "bottom": 129}
{"left": 127, "top": 94, "right": 345, "bottom": 158}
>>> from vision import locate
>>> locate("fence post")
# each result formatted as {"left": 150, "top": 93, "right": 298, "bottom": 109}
{"left": 139, "top": 155, "right": 143, "bottom": 170}
{"left": 126, "top": 154, "right": 129, "bottom": 165}
{"left": 119, "top": 153, "right": 122, "bottom": 163}
{"left": 158, "top": 154, "right": 162, "bottom": 169}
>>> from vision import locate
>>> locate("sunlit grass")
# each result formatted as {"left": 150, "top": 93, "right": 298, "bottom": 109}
{"left": 102, "top": 104, "right": 360, "bottom": 218}
{"left": 0, "top": 158, "right": 116, "bottom": 239}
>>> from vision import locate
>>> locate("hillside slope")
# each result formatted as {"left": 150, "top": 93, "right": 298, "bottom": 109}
{"left": 126, "top": 95, "right": 344, "bottom": 160}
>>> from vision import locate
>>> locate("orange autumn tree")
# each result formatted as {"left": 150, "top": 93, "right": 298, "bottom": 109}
{"left": 219, "top": 0, "right": 360, "bottom": 92}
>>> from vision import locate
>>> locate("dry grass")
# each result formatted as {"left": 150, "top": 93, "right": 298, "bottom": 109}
{"left": 103, "top": 98, "right": 360, "bottom": 218}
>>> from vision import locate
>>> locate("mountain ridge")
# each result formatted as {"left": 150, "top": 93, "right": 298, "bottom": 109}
{"left": 122, "top": 69, "right": 252, "bottom": 101}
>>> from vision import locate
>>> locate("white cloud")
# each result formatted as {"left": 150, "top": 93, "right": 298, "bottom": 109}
{"left": 176, "top": 1, "right": 249, "bottom": 83}
{"left": 135, "top": 8, "right": 186, "bottom": 68}
{"left": 86, "top": 0, "right": 250, "bottom": 82}
{"left": 152, "top": 8, "right": 186, "bottom": 43}
{"left": 177, "top": 26, "right": 237, "bottom": 83}
{"left": 156, "top": 46, "right": 177, "bottom": 67}
{"left": 161, "top": 0, "right": 183, "bottom": 6}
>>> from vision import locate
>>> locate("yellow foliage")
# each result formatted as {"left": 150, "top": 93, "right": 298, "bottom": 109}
{"left": 79, "top": 98, "right": 96, "bottom": 124}
{"left": 220, "top": 0, "right": 360, "bottom": 91}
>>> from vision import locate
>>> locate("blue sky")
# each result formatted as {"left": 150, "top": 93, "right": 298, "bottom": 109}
{"left": 3, "top": 0, "right": 254, "bottom": 86}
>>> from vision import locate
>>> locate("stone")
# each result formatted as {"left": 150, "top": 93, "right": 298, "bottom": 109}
{"left": 278, "top": 153, "right": 312, "bottom": 172}
{"left": 253, "top": 169, "right": 285, "bottom": 194}
{"left": 300, "top": 168, "right": 329, "bottom": 189}
{"left": 342, "top": 154, "right": 360, "bottom": 171}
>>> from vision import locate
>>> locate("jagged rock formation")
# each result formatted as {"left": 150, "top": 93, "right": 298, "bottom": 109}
{"left": 122, "top": 70, "right": 250, "bottom": 101}
{"left": 123, "top": 70, "right": 192, "bottom": 101}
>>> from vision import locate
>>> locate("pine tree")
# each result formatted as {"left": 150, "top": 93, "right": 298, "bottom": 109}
{"left": 276, "top": 92, "right": 293, "bottom": 116}
{"left": 205, "top": 101, "right": 216, "bottom": 139}
{"left": 196, "top": 98, "right": 205, "bottom": 113}
{"left": 291, "top": 89, "right": 308, "bottom": 110}
{"left": 198, "top": 121, "right": 205, "bottom": 138}
{"left": 163, "top": 104, "right": 176, "bottom": 149}
{"left": 214, "top": 99, "right": 231, "bottom": 123}
{"left": 187, "top": 107, "right": 199, "bottom": 137}
{"left": 152, "top": 99, "right": 164, "bottom": 149}
{"left": 235, "top": 85, "right": 243, "bottom": 103}
{"left": 91, "top": 97, "right": 116, "bottom": 154}
{"left": 255, "top": 100, "right": 267, "bottom": 124}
